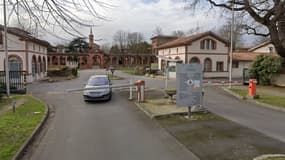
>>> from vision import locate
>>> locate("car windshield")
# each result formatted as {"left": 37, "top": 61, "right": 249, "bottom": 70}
{"left": 87, "top": 77, "right": 109, "bottom": 86}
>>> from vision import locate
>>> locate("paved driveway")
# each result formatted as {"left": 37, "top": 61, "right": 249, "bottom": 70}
{"left": 24, "top": 69, "right": 198, "bottom": 160}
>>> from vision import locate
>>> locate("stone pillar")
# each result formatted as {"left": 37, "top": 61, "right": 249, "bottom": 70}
{"left": 57, "top": 56, "right": 60, "bottom": 65}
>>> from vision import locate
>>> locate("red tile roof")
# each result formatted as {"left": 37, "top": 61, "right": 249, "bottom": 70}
{"left": 233, "top": 52, "right": 278, "bottom": 61}
{"left": 157, "top": 31, "right": 229, "bottom": 49}
{"left": 0, "top": 24, "right": 50, "bottom": 47}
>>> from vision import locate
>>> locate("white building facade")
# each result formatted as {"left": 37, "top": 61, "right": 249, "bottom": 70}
{"left": 0, "top": 26, "right": 49, "bottom": 82}
{"left": 156, "top": 32, "right": 229, "bottom": 78}
{"left": 232, "top": 41, "right": 278, "bottom": 78}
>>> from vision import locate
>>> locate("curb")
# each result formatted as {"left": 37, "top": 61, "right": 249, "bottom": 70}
{"left": 134, "top": 102, "right": 193, "bottom": 119}
{"left": 222, "top": 87, "right": 245, "bottom": 100}
{"left": 249, "top": 99, "right": 285, "bottom": 113}
{"left": 11, "top": 98, "right": 50, "bottom": 160}
{"left": 253, "top": 154, "right": 285, "bottom": 160}
{"left": 222, "top": 87, "right": 285, "bottom": 113}
{"left": 134, "top": 102, "right": 154, "bottom": 119}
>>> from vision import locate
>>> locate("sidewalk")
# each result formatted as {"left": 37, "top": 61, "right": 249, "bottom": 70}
{"left": 120, "top": 89, "right": 206, "bottom": 119}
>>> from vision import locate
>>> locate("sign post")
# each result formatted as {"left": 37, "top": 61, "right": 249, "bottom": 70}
{"left": 165, "top": 67, "right": 169, "bottom": 89}
{"left": 176, "top": 64, "right": 203, "bottom": 118}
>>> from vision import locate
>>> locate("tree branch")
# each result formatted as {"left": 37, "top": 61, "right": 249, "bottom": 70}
{"left": 244, "top": 25, "right": 270, "bottom": 37}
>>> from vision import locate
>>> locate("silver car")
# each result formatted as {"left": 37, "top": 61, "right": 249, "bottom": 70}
{"left": 83, "top": 75, "right": 112, "bottom": 101}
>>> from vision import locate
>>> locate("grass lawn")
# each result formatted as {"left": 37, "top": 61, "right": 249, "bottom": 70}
{"left": 265, "top": 158, "right": 285, "bottom": 160}
{"left": 0, "top": 95, "right": 45, "bottom": 160}
{"left": 117, "top": 66, "right": 145, "bottom": 75}
{"left": 108, "top": 74, "right": 124, "bottom": 80}
{"left": 230, "top": 88, "right": 248, "bottom": 97}
{"left": 157, "top": 113, "right": 285, "bottom": 160}
{"left": 230, "top": 88, "right": 285, "bottom": 109}
{"left": 0, "top": 97, "right": 13, "bottom": 111}
{"left": 117, "top": 67, "right": 135, "bottom": 75}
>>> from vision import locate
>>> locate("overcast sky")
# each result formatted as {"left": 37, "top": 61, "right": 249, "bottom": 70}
{"left": 0, "top": 0, "right": 226, "bottom": 45}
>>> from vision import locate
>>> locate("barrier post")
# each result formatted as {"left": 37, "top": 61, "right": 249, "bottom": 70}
{"left": 129, "top": 78, "right": 133, "bottom": 100}
{"left": 248, "top": 79, "right": 257, "bottom": 97}
{"left": 140, "top": 80, "right": 145, "bottom": 102}
{"left": 135, "top": 80, "right": 141, "bottom": 102}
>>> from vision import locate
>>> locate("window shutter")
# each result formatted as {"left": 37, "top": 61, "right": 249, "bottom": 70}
{"left": 200, "top": 40, "right": 204, "bottom": 49}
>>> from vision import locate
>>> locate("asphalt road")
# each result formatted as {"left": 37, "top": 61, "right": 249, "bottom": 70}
{"left": 111, "top": 71, "right": 285, "bottom": 143}
{"left": 24, "top": 70, "right": 198, "bottom": 160}
{"left": 204, "top": 87, "right": 285, "bottom": 143}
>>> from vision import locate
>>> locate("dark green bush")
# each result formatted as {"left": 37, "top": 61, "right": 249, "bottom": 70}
{"left": 249, "top": 55, "right": 283, "bottom": 85}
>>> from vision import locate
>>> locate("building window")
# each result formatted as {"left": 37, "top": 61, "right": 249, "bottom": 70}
{"left": 8, "top": 56, "right": 22, "bottom": 71}
{"left": 204, "top": 58, "right": 212, "bottom": 72}
{"left": 216, "top": 62, "right": 224, "bottom": 71}
{"left": 200, "top": 41, "right": 205, "bottom": 49}
{"left": 177, "top": 48, "right": 178, "bottom": 53}
{"left": 33, "top": 44, "right": 35, "bottom": 51}
{"left": 200, "top": 39, "right": 217, "bottom": 50}
{"left": 232, "top": 61, "right": 239, "bottom": 68}
{"left": 168, "top": 49, "right": 171, "bottom": 54}
{"left": 189, "top": 57, "right": 200, "bottom": 64}
{"left": 206, "top": 39, "right": 210, "bottom": 49}
{"left": 269, "top": 47, "right": 274, "bottom": 54}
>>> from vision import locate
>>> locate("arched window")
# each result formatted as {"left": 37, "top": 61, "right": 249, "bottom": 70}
{"left": 43, "top": 57, "right": 46, "bottom": 73}
{"left": 32, "top": 55, "right": 37, "bottom": 76}
{"left": 8, "top": 56, "right": 22, "bottom": 71}
{"left": 189, "top": 57, "right": 200, "bottom": 64}
{"left": 204, "top": 58, "right": 212, "bottom": 72}
{"left": 38, "top": 56, "right": 42, "bottom": 73}
{"left": 200, "top": 39, "right": 217, "bottom": 50}
{"left": 175, "top": 56, "right": 180, "bottom": 60}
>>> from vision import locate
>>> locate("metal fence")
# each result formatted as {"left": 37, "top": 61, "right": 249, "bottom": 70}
{"left": 0, "top": 71, "right": 27, "bottom": 94}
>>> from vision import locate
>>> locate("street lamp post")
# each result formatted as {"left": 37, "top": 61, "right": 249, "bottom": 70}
{"left": 229, "top": 0, "right": 235, "bottom": 88}
{"left": 3, "top": 0, "right": 10, "bottom": 96}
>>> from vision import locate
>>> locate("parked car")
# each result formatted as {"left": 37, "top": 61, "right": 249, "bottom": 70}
{"left": 83, "top": 75, "right": 112, "bottom": 101}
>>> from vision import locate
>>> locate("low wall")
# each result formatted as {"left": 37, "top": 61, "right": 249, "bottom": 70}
{"left": 273, "top": 74, "right": 285, "bottom": 87}
{"left": 203, "top": 72, "right": 229, "bottom": 78}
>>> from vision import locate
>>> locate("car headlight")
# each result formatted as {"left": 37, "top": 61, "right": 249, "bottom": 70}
{"left": 83, "top": 90, "right": 90, "bottom": 95}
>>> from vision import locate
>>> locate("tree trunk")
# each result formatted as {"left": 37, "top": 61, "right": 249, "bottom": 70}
{"left": 276, "top": 15, "right": 285, "bottom": 58}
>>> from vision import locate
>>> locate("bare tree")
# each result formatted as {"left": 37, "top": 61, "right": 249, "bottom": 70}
{"left": 127, "top": 32, "right": 145, "bottom": 54}
{"left": 101, "top": 43, "right": 111, "bottom": 54}
{"left": 10, "top": 18, "right": 43, "bottom": 38}
{"left": 113, "top": 30, "right": 128, "bottom": 52}
{"left": 127, "top": 32, "right": 144, "bottom": 47}
{"left": 172, "top": 30, "right": 186, "bottom": 38}
{"left": 216, "top": 16, "right": 244, "bottom": 48}
{"left": 185, "top": 0, "right": 285, "bottom": 58}
{"left": 152, "top": 26, "right": 163, "bottom": 36}
{"left": 5, "top": 0, "right": 112, "bottom": 38}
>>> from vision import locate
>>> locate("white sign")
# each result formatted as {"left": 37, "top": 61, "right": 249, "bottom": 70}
{"left": 176, "top": 64, "right": 203, "bottom": 107}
